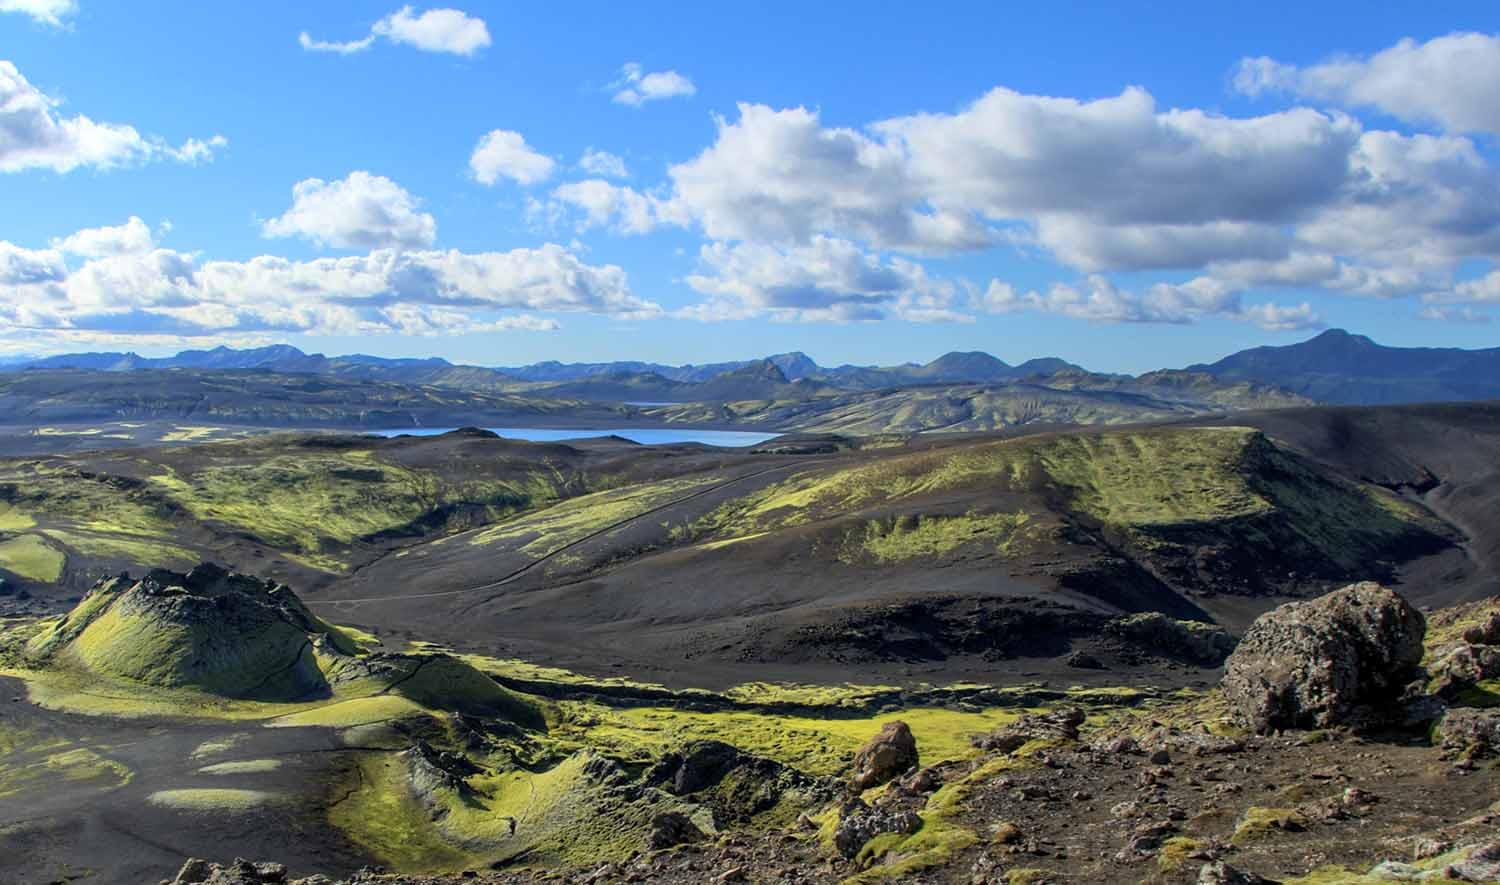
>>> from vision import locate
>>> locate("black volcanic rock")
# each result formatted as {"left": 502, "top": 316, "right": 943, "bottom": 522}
{"left": 1221, "top": 582, "right": 1426, "bottom": 733}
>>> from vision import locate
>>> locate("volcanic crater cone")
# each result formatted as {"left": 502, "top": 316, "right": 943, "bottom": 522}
{"left": 25, "top": 563, "right": 347, "bottom": 699}
{"left": 21, "top": 562, "right": 547, "bottom": 732}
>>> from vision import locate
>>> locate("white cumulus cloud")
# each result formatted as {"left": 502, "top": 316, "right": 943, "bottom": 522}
{"left": 578, "top": 148, "right": 629, "bottom": 178}
{"left": 1234, "top": 33, "right": 1500, "bottom": 134}
{"left": 1424, "top": 271, "right": 1500, "bottom": 305}
{"left": 567, "top": 93, "right": 1361, "bottom": 266}
{"left": 683, "top": 237, "right": 968, "bottom": 323}
{"left": 0, "top": 222, "right": 660, "bottom": 348}
{"left": 301, "top": 6, "right": 490, "bottom": 57}
{"left": 469, "top": 129, "right": 555, "bottom": 186}
{"left": 51, "top": 216, "right": 157, "bottom": 257}
{"left": 546, "top": 79, "right": 1500, "bottom": 327}
{"left": 611, "top": 62, "right": 696, "bottom": 106}
{"left": 979, "top": 274, "right": 1323, "bottom": 331}
{"left": 373, "top": 5, "right": 490, "bottom": 55}
{"left": 262, "top": 171, "right": 437, "bottom": 251}
{"left": 551, "top": 179, "right": 662, "bottom": 234}
{"left": 0, "top": 0, "right": 74, "bottom": 26}
{"left": 0, "top": 60, "right": 227, "bottom": 174}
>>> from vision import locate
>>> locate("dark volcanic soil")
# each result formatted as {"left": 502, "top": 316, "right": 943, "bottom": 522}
{"left": 0, "top": 677, "right": 375, "bottom": 885}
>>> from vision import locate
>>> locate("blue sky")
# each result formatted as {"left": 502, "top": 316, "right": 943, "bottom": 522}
{"left": 3, "top": 2, "right": 1499, "bottom": 373}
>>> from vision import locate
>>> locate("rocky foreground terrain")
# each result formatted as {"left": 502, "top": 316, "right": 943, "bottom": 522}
{"left": 2, "top": 404, "right": 1498, "bottom": 884}
{"left": 137, "top": 584, "right": 1500, "bottom": 885}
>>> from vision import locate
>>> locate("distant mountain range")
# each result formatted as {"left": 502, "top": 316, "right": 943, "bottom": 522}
{"left": 1190, "top": 329, "right": 1500, "bottom": 405}
{"left": 9, "top": 345, "right": 1090, "bottom": 402}
{"left": 8, "top": 329, "right": 1500, "bottom": 408}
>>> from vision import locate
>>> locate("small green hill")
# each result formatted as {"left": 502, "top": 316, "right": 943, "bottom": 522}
{"left": 26, "top": 564, "right": 343, "bottom": 699}
{"left": 21, "top": 564, "right": 542, "bottom": 727}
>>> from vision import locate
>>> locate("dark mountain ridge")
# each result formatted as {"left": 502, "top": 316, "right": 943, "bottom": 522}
{"left": 12, "top": 329, "right": 1500, "bottom": 408}
{"left": 1190, "top": 328, "right": 1500, "bottom": 405}
{"left": 10, "top": 346, "right": 1086, "bottom": 393}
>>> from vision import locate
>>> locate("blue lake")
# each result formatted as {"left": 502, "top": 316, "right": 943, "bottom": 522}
{"left": 371, "top": 427, "right": 781, "bottom": 448}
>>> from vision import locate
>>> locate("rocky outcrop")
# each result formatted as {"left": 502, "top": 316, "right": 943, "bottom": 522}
{"left": 1463, "top": 613, "right": 1500, "bottom": 646}
{"left": 1435, "top": 708, "right": 1500, "bottom": 758}
{"left": 646, "top": 812, "right": 706, "bottom": 850}
{"left": 1106, "top": 613, "right": 1237, "bottom": 666}
{"left": 1428, "top": 641, "right": 1500, "bottom": 698}
{"left": 404, "top": 739, "right": 483, "bottom": 813}
{"left": 1221, "top": 583, "right": 1426, "bottom": 732}
{"left": 644, "top": 740, "right": 834, "bottom": 825}
{"left": 164, "top": 857, "right": 313, "bottom": 885}
{"left": 832, "top": 798, "right": 922, "bottom": 859}
{"left": 848, "top": 721, "right": 918, "bottom": 791}
{"left": 646, "top": 740, "right": 745, "bottom": 796}
{"left": 1450, "top": 842, "right": 1500, "bottom": 881}
{"left": 1197, "top": 862, "right": 1280, "bottom": 885}
{"left": 974, "top": 708, "right": 1084, "bottom": 753}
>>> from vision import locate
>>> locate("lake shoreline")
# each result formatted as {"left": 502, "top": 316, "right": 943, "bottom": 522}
{"left": 367, "top": 426, "right": 783, "bottom": 447}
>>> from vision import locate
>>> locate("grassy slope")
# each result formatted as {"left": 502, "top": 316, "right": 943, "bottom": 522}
{"left": 0, "top": 420, "right": 1449, "bottom": 600}
{"left": 670, "top": 427, "right": 1439, "bottom": 584}
{"left": 0, "top": 433, "right": 642, "bottom": 586}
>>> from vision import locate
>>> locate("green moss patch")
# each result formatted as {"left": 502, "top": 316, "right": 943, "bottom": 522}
{"left": 267, "top": 695, "right": 429, "bottom": 729}
{"left": 39, "top": 528, "right": 196, "bottom": 569}
{"left": 0, "top": 504, "right": 35, "bottom": 532}
{"left": 197, "top": 759, "right": 283, "bottom": 775}
{"left": 1232, "top": 806, "right": 1309, "bottom": 844}
{"left": 147, "top": 788, "right": 278, "bottom": 810}
{"left": 843, "top": 756, "right": 1019, "bottom": 882}
{"left": 0, "top": 534, "right": 65, "bottom": 583}
{"left": 148, "top": 452, "right": 567, "bottom": 567}
{"left": 327, "top": 753, "right": 472, "bottom": 872}
{"left": 0, "top": 743, "right": 131, "bottom": 800}
{"left": 63, "top": 590, "right": 324, "bottom": 699}
{"left": 842, "top": 511, "right": 1035, "bottom": 564}
{"left": 1157, "top": 836, "right": 1206, "bottom": 872}
{"left": 561, "top": 704, "right": 1021, "bottom": 777}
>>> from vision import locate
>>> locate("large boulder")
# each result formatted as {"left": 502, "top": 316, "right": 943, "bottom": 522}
{"left": 848, "top": 721, "right": 918, "bottom": 792}
{"left": 1221, "top": 583, "right": 1426, "bottom": 733}
{"left": 1463, "top": 612, "right": 1500, "bottom": 645}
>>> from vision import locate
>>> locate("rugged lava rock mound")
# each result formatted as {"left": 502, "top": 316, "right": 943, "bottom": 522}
{"left": 644, "top": 739, "right": 838, "bottom": 827}
{"left": 25, "top": 562, "right": 349, "bottom": 699}
{"left": 1221, "top": 582, "right": 1426, "bottom": 733}
{"left": 1104, "top": 612, "right": 1237, "bottom": 666}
